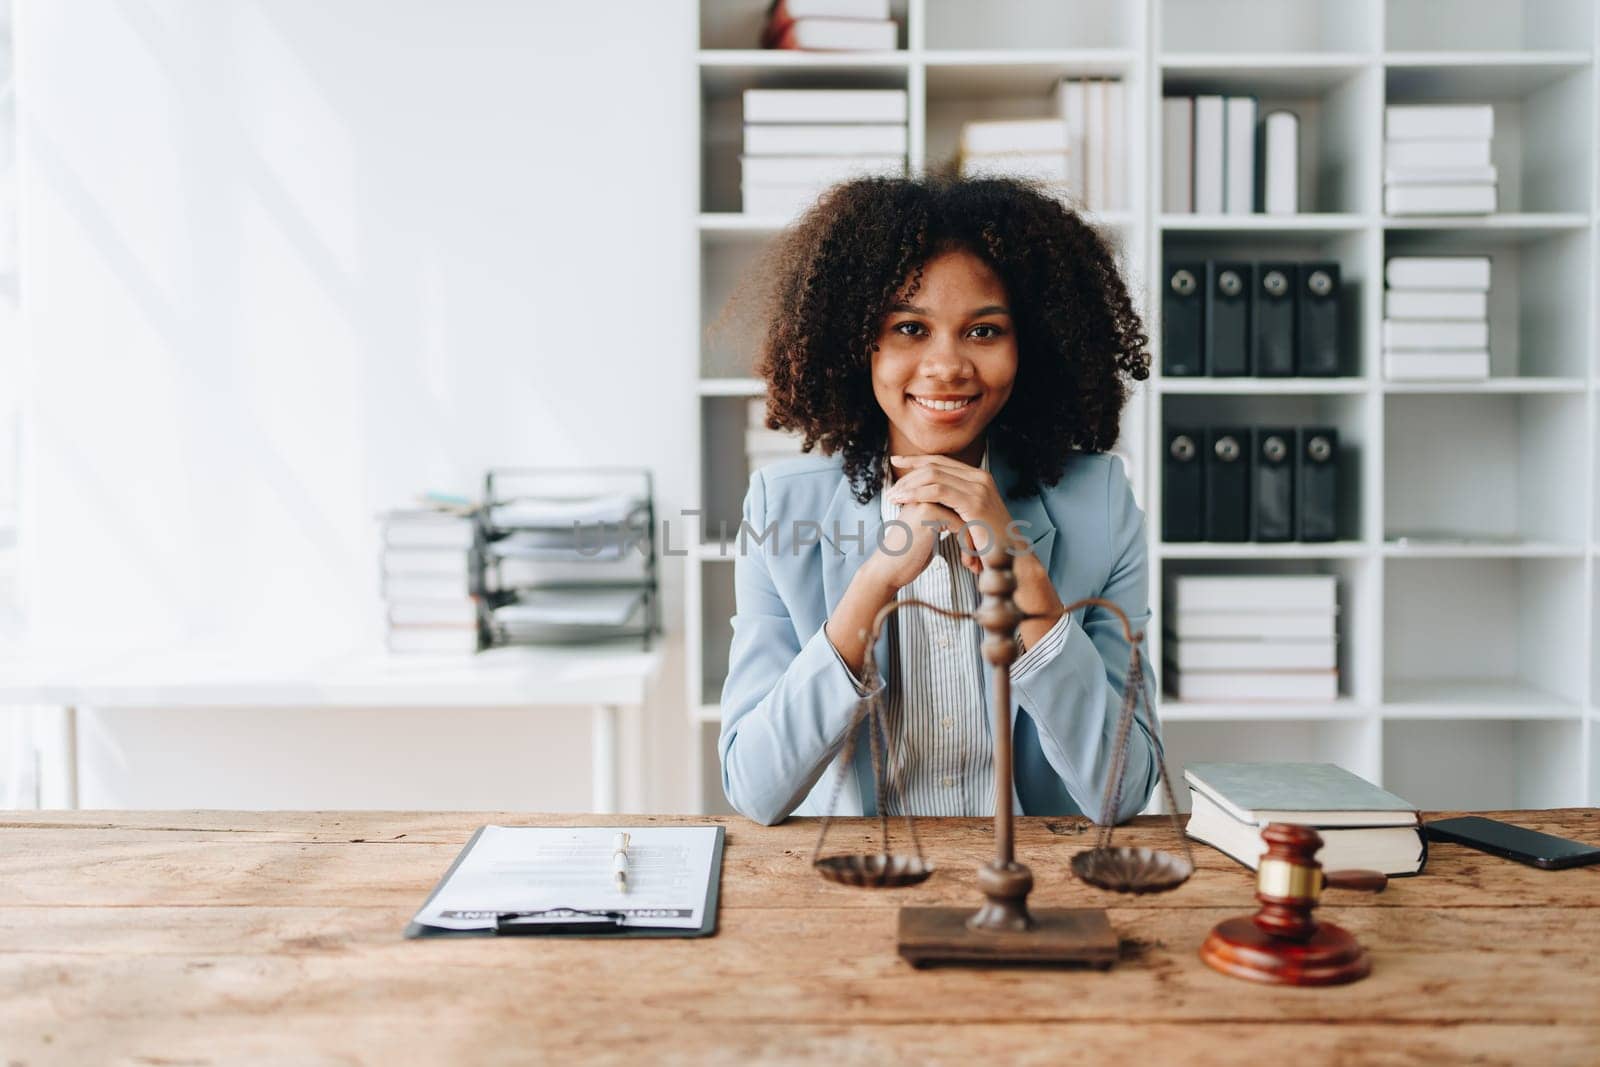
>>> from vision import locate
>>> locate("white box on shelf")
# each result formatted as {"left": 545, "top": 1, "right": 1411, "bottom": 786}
{"left": 1385, "top": 105, "right": 1494, "bottom": 141}
{"left": 1169, "top": 639, "right": 1337, "bottom": 671}
{"left": 740, "top": 154, "right": 904, "bottom": 185}
{"left": 1384, "top": 290, "right": 1488, "bottom": 320}
{"left": 1386, "top": 138, "right": 1492, "bottom": 171}
{"left": 1167, "top": 669, "right": 1340, "bottom": 703}
{"left": 1382, "top": 320, "right": 1489, "bottom": 351}
{"left": 1169, "top": 575, "right": 1337, "bottom": 613}
{"left": 1385, "top": 256, "right": 1491, "bottom": 291}
{"left": 1384, "top": 184, "right": 1496, "bottom": 215}
{"left": 959, "top": 118, "right": 1070, "bottom": 156}
{"left": 1167, "top": 610, "right": 1337, "bottom": 641}
{"left": 743, "top": 124, "right": 908, "bottom": 156}
{"left": 1384, "top": 351, "right": 1490, "bottom": 381}
{"left": 1223, "top": 95, "right": 1256, "bottom": 216}
{"left": 742, "top": 89, "right": 907, "bottom": 124}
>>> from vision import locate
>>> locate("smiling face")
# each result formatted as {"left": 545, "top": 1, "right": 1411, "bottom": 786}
{"left": 870, "top": 246, "right": 1018, "bottom": 469}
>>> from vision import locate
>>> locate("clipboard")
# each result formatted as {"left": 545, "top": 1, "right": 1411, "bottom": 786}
{"left": 403, "top": 825, "right": 725, "bottom": 940}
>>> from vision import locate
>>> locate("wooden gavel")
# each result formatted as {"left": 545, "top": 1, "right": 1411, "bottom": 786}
{"left": 1201, "top": 822, "right": 1387, "bottom": 986}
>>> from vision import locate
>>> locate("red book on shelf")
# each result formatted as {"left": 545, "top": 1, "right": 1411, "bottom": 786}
{"left": 762, "top": 2, "right": 896, "bottom": 51}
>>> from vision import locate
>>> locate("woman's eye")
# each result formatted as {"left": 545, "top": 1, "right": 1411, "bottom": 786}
{"left": 969, "top": 324, "right": 1003, "bottom": 339}
{"left": 893, "top": 321, "right": 926, "bottom": 337}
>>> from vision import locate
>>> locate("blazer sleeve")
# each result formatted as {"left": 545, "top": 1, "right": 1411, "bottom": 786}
{"left": 1008, "top": 460, "right": 1162, "bottom": 823}
{"left": 718, "top": 469, "right": 882, "bottom": 826}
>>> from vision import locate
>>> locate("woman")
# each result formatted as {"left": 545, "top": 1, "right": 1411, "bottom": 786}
{"left": 718, "top": 174, "right": 1159, "bottom": 827}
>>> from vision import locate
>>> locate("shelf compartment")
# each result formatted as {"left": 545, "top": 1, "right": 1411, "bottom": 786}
{"left": 1160, "top": 719, "right": 1381, "bottom": 812}
{"left": 1161, "top": 391, "right": 1368, "bottom": 543}
{"left": 1384, "top": 64, "right": 1593, "bottom": 215}
{"left": 1383, "top": 393, "right": 1588, "bottom": 544}
{"left": 1383, "top": 718, "right": 1584, "bottom": 809}
{"left": 1383, "top": 0, "right": 1595, "bottom": 55}
{"left": 699, "top": 0, "right": 911, "bottom": 51}
{"left": 1382, "top": 557, "right": 1590, "bottom": 708}
{"left": 1383, "top": 228, "right": 1590, "bottom": 380}
{"left": 1163, "top": 230, "right": 1372, "bottom": 376}
{"left": 700, "top": 235, "right": 768, "bottom": 378}
{"left": 925, "top": 0, "right": 1141, "bottom": 51}
{"left": 1159, "top": 0, "right": 1378, "bottom": 55}
{"left": 1161, "top": 65, "right": 1378, "bottom": 215}
{"left": 1158, "top": 556, "right": 1375, "bottom": 704}
{"left": 1156, "top": 378, "right": 1368, "bottom": 395}
{"left": 923, "top": 53, "right": 1137, "bottom": 97}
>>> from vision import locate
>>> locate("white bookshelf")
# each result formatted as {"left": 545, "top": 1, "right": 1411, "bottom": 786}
{"left": 688, "top": 0, "right": 1599, "bottom": 815}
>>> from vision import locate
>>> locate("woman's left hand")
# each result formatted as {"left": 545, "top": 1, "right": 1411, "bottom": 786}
{"left": 885, "top": 454, "right": 1022, "bottom": 575}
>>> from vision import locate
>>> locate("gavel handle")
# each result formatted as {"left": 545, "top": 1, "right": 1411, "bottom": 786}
{"left": 1325, "top": 870, "right": 1387, "bottom": 893}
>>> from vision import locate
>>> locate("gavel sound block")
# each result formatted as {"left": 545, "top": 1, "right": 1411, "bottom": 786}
{"left": 1200, "top": 822, "right": 1388, "bottom": 986}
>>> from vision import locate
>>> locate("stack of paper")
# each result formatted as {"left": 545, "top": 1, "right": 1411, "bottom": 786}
{"left": 760, "top": 0, "right": 897, "bottom": 51}
{"left": 741, "top": 89, "right": 907, "bottom": 218}
{"left": 378, "top": 508, "right": 480, "bottom": 655}
{"left": 1385, "top": 105, "right": 1496, "bottom": 215}
{"left": 1383, "top": 256, "right": 1491, "bottom": 380}
{"left": 1165, "top": 575, "right": 1339, "bottom": 702}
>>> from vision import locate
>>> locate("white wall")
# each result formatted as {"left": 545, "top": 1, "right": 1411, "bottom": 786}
{"left": 14, "top": 0, "right": 698, "bottom": 808}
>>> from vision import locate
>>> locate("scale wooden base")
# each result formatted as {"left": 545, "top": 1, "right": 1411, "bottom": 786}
{"left": 897, "top": 906, "right": 1119, "bottom": 969}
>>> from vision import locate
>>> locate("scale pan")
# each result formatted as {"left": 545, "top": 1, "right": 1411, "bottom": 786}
{"left": 815, "top": 852, "right": 934, "bottom": 888}
{"left": 1072, "top": 846, "right": 1193, "bottom": 894}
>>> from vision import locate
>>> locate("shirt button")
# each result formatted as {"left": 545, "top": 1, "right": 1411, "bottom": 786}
{"left": 936, "top": 633, "right": 951, "bottom": 649}
{"left": 941, "top": 717, "right": 953, "bottom": 730}
{"left": 942, "top": 776, "right": 955, "bottom": 788}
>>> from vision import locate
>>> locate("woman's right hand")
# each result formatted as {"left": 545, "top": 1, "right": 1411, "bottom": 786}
{"left": 861, "top": 500, "right": 967, "bottom": 593}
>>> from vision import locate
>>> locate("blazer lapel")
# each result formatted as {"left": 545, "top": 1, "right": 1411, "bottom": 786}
{"left": 819, "top": 472, "right": 892, "bottom": 817}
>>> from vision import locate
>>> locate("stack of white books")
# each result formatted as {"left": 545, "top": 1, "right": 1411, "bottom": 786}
{"left": 745, "top": 398, "right": 807, "bottom": 478}
{"left": 1385, "top": 105, "right": 1496, "bottom": 216}
{"left": 1383, "top": 256, "right": 1491, "bottom": 381}
{"left": 741, "top": 89, "right": 907, "bottom": 218}
{"left": 1165, "top": 575, "right": 1339, "bottom": 702}
{"left": 379, "top": 509, "right": 479, "bottom": 655}
{"left": 1044, "top": 78, "right": 1126, "bottom": 212}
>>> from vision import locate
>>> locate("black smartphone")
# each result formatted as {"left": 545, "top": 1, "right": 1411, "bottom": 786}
{"left": 1425, "top": 816, "right": 1600, "bottom": 870}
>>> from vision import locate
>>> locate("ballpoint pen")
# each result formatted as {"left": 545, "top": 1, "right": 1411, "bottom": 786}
{"left": 612, "top": 832, "right": 630, "bottom": 893}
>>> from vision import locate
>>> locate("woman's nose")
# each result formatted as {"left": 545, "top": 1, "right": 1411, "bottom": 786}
{"left": 919, "top": 334, "right": 971, "bottom": 379}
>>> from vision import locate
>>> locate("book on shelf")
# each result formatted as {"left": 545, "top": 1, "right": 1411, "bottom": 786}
{"left": 762, "top": 15, "right": 897, "bottom": 51}
{"left": 1161, "top": 97, "right": 1193, "bottom": 213}
{"left": 1384, "top": 165, "right": 1498, "bottom": 186}
{"left": 1386, "top": 138, "right": 1492, "bottom": 170}
{"left": 740, "top": 154, "right": 904, "bottom": 186}
{"left": 382, "top": 546, "right": 473, "bottom": 578}
{"left": 1260, "top": 110, "right": 1298, "bottom": 215}
{"left": 742, "top": 88, "right": 906, "bottom": 124}
{"left": 1386, "top": 104, "right": 1493, "bottom": 141}
{"left": 1033, "top": 78, "right": 1123, "bottom": 212}
{"left": 382, "top": 573, "right": 473, "bottom": 602}
{"left": 1382, "top": 320, "right": 1489, "bottom": 350}
{"left": 1192, "top": 95, "right": 1225, "bottom": 215}
{"left": 1166, "top": 668, "right": 1339, "bottom": 703}
{"left": 1385, "top": 256, "right": 1491, "bottom": 291}
{"left": 1184, "top": 762, "right": 1427, "bottom": 876}
{"left": 1056, "top": 80, "right": 1088, "bottom": 201}
{"left": 1168, "top": 574, "right": 1337, "bottom": 614}
{"left": 743, "top": 123, "right": 907, "bottom": 157}
{"left": 1223, "top": 96, "right": 1256, "bottom": 216}
{"left": 1384, "top": 183, "right": 1496, "bottom": 215}
{"left": 1384, "top": 290, "right": 1487, "bottom": 320}
{"left": 1168, "top": 638, "right": 1336, "bottom": 672}
{"left": 382, "top": 510, "right": 475, "bottom": 550}
{"left": 1166, "top": 609, "right": 1337, "bottom": 641}
{"left": 958, "top": 118, "right": 1069, "bottom": 156}
{"left": 1384, "top": 350, "right": 1490, "bottom": 381}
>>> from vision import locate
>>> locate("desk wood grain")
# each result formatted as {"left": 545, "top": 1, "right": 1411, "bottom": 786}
{"left": 2, "top": 810, "right": 1597, "bottom": 1065}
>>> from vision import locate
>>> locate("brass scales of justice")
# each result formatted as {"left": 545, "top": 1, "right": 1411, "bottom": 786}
{"left": 810, "top": 547, "right": 1196, "bottom": 968}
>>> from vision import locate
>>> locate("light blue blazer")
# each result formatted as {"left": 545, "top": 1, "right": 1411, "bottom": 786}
{"left": 718, "top": 443, "right": 1161, "bottom": 826}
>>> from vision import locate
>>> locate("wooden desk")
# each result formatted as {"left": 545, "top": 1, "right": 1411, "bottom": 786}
{"left": 3, "top": 810, "right": 1597, "bottom": 1064}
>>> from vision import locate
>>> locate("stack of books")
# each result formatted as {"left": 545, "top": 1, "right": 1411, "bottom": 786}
{"left": 744, "top": 397, "right": 807, "bottom": 478}
{"left": 1184, "top": 762, "right": 1428, "bottom": 876}
{"left": 760, "top": 0, "right": 897, "bottom": 51}
{"left": 741, "top": 89, "right": 907, "bottom": 218}
{"left": 1165, "top": 574, "right": 1338, "bottom": 702}
{"left": 1383, "top": 255, "right": 1491, "bottom": 381}
{"left": 1385, "top": 105, "right": 1496, "bottom": 215}
{"left": 379, "top": 508, "right": 480, "bottom": 655}
{"left": 1162, "top": 95, "right": 1296, "bottom": 215}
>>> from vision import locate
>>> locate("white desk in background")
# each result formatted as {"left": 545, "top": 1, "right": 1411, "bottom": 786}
{"left": 0, "top": 643, "right": 663, "bottom": 813}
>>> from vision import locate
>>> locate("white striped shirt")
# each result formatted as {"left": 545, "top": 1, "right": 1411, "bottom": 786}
{"left": 829, "top": 446, "right": 1072, "bottom": 816}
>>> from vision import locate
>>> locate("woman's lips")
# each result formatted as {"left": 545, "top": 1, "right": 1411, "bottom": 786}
{"left": 908, "top": 393, "right": 979, "bottom": 422}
